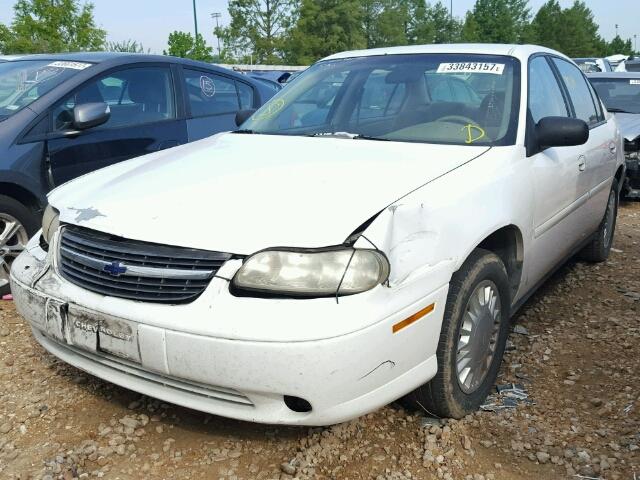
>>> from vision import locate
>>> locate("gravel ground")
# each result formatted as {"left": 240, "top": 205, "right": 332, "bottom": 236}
{"left": 1, "top": 202, "right": 638, "bottom": 480}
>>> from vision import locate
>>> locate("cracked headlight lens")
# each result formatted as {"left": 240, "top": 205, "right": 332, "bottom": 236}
{"left": 42, "top": 204, "right": 60, "bottom": 244}
{"left": 232, "top": 248, "right": 389, "bottom": 297}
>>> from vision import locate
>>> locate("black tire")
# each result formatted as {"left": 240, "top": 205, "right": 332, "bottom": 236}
{"left": 0, "top": 195, "right": 39, "bottom": 296}
{"left": 403, "top": 249, "right": 511, "bottom": 418}
{"left": 580, "top": 180, "right": 618, "bottom": 263}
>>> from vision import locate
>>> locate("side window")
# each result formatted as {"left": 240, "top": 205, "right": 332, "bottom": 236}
{"left": 184, "top": 69, "right": 239, "bottom": 117}
{"left": 356, "top": 70, "right": 406, "bottom": 121}
{"left": 585, "top": 79, "right": 605, "bottom": 123}
{"left": 528, "top": 56, "right": 569, "bottom": 123}
{"left": 52, "top": 66, "right": 175, "bottom": 131}
{"left": 552, "top": 58, "right": 600, "bottom": 126}
{"left": 236, "top": 81, "right": 254, "bottom": 110}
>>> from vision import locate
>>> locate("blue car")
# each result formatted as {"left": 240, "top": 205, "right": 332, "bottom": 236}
{"left": 0, "top": 52, "right": 276, "bottom": 294}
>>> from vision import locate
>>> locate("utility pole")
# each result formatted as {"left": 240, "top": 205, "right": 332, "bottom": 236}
{"left": 192, "top": 0, "right": 199, "bottom": 40}
{"left": 615, "top": 24, "right": 619, "bottom": 38}
{"left": 450, "top": 0, "right": 453, "bottom": 42}
{"left": 211, "top": 12, "right": 222, "bottom": 58}
{"left": 635, "top": 34, "right": 637, "bottom": 55}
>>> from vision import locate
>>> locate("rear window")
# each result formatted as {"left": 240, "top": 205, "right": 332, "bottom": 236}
{"left": 590, "top": 77, "right": 640, "bottom": 114}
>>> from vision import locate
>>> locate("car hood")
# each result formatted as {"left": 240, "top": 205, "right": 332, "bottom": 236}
{"left": 614, "top": 112, "right": 640, "bottom": 142}
{"left": 49, "top": 133, "right": 490, "bottom": 254}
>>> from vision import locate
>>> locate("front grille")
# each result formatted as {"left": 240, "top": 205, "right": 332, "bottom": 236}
{"left": 58, "top": 226, "right": 232, "bottom": 303}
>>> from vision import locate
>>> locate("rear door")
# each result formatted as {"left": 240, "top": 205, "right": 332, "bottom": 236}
{"left": 181, "top": 67, "right": 256, "bottom": 141}
{"left": 550, "top": 57, "right": 618, "bottom": 229}
{"left": 46, "top": 64, "right": 187, "bottom": 187}
{"left": 526, "top": 55, "right": 589, "bottom": 286}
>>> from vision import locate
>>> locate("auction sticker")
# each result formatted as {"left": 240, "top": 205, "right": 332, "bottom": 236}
{"left": 200, "top": 76, "right": 216, "bottom": 97}
{"left": 630, "top": 79, "right": 640, "bottom": 85}
{"left": 47, "top": 61, "right": 92, "bottom": 70}
{"left": 437, "top": 62, "right": 505, "bottom": 74}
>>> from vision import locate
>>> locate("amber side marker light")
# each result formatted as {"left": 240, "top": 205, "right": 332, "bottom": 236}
{"left": 392, "top": 303, "right": 435, "bottom": 333}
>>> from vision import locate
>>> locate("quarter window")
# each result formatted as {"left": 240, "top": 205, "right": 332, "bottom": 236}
{"left": 53, "top": 66, "right": 175, "bottom": 131}
{"left": 528, "top": 56, "right": 568, "bottom": 123}
{"left": 552, "top": 58, "right": 600, "bottom": 126}
{"left": 237, "top": 81, "right": 254, "bottom": 109}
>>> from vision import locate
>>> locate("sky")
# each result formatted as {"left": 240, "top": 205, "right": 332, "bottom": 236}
{"left": 0, "top": 0, "right": 637, "bottom": 55}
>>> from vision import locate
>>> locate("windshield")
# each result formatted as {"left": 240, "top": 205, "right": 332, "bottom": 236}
{"left": 0, "top": 60, "right": 91, "bottom": 120}
{"left": 242, "top": 54, "right": 520, "bottom": 146}
{"left": 590, "top": 77, "right": 640, "bottom": 114}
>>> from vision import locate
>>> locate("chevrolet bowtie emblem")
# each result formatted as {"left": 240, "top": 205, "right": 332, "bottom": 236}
{"left": 103, "top": 261, "right": 127, "bottom": 277}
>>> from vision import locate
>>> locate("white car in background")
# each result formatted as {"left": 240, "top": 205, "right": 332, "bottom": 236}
{"left": 11, "top": 44, "right": 624, "bottom": 426}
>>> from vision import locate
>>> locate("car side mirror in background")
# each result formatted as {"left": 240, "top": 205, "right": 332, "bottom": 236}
{"left": 235, "top": 109, "right": 256, "bottom": 127}
{"left": 73, "top": 103, "right": 110, "bottom": 130}
{"left": 536, "top": 116, "right": 589, "bottom": 150}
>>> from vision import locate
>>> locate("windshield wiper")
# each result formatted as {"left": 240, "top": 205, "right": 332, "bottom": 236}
{"left": 607, "top": 107, "right": 634, "bottom": 114}
{"left": 232, "top": 129, "right": 256, "bottom": 134}
{"left": 308, "top": 131, "right": 390, "bottom": 141}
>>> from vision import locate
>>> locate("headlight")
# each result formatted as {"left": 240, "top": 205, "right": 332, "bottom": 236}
{"left": 232, "top": 248, "right": 389, "bottom": 297}
{"left": 42, "top": 204, "right": 60, "bottom": 244}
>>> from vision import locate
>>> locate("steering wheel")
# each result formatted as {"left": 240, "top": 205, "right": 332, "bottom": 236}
{"left": 437, "top": 115, "right": 478, "bottom": 125}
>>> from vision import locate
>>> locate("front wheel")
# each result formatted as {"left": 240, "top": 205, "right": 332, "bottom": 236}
{"left": 580, "top": 180, "right": 618, "bottom": 263}
{"left": 404, "top": 249, "right": 511, "bottom": 418}
{"left": 0, "top": 195, "right": 39, "bottom": 296}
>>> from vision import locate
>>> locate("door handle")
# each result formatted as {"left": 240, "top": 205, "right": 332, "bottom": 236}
{"left": 578, "top": 155, "right": 586, "bottom": 172}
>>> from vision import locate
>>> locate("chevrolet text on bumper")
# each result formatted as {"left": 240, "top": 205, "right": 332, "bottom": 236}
{"left": 11, "top": 44, "right": 624, "bottom": 426}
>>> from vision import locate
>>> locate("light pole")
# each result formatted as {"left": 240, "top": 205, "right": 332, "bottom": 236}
{"left": 615, "top": 24, "right": 619, "bottom": 38}
{"left": 635, "top": 34, "right": 637, "bottom": 55}
{"left": 450, "top": 0, "right": 453, "bottom": 42}
{"left": 192, "top": 0, "right": 199, "bottom": 39}
{"left": 211, "top": 12, "right": 222, "bottom": 58}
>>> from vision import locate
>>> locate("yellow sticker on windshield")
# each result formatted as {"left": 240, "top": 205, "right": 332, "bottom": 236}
{"left": 255, "top": 98, "right": 286, "bottom": 120}
{"left": 462, "top": 124, "right": 486, "bottom": 144}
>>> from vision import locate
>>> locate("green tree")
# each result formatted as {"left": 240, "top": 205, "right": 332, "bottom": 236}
{"left": 164, "top": 31, "right": 213, "bottom": 62}
{"left": 530, "top": 1, "right": 605, "bottom": 57}
{"left": 2, "top": 0, "right": 105, "bottom": 54}
{"left": 106, "top": 39, "right": 147, "bottom": 54}
{"left": 529, "top": 0, "right": 564, "bottom": 51}
{"left": 217, "top": 0, "right": 295, "bottom": 64}
{"left": 285, "top": 0, "right": 365, "bottom": 64}
{"left": 461, "top": 0, "right": 530, "bottom": 43}
{"left": 0, "top": 24, "right": 12, "bottom": 54}
{"left": 370, "top": 0, "right": 410, "bottom": 47}
{"left": 558, "top": 1, "right": 605, "bottom": 56}
{"left": 606, "top": 35, "right": 633, "bottom": 57}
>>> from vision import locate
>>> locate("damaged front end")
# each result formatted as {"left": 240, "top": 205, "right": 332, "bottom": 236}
{"left": 623, "top": 135, "right": 640, "bottom": 199}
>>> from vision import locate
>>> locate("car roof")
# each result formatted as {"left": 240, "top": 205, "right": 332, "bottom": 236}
{"left": 322, "top": 43, "right": 569, "bottom": 63}
{"left": 0, "top": 52, "right": 225, "bottom": 70}
{"left": 587, "top": 72, "right": 640, "bottom": 78}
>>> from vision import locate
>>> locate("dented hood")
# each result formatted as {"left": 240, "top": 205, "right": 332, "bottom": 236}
{"left": 615, "top": 113, "right": 640, "bottom": 142}
{"left": 49, "top": 133, "right": 489, "bottom": 254}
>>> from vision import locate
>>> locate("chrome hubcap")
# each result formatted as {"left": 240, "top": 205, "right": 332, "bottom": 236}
{"left": 456, "top": 280, "right": 501, "bottom": 394}
{"left": 0, "top": 213, "right": 28, "bottom": 290}
{"left": 603, "top": 190, "right": 616, "bottom": 248}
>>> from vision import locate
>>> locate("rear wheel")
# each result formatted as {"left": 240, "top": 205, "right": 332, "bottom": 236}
{"left": 0, "top": 195, "right": 39, "bottom": 296}
{"left": 580, "top": 180, "right": 618, "bottom": 263}
{"left": 404, "top": 249, "right": 511, "bottom": 418}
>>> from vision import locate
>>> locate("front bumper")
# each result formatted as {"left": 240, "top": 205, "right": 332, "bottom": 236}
{"left": 10, "top": 239, "right": 449, "bottom": 426}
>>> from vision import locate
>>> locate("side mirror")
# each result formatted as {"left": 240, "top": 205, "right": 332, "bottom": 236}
{"left": 235, "top": 109, "right": 256, "bottom": 127}
{"left": 73, "top": 102, "right": 110, "bottom": 130}
{"left": 536, "top": 116, "right": 589, "bottom": 150}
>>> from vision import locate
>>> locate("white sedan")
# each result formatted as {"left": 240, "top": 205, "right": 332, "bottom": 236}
{"left": 11, "top": 44, "right": 624, "bottom": 425}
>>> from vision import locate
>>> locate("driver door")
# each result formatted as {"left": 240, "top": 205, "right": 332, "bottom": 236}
{"left": 45, "top": 64, "right": 187, "bottom": 187}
